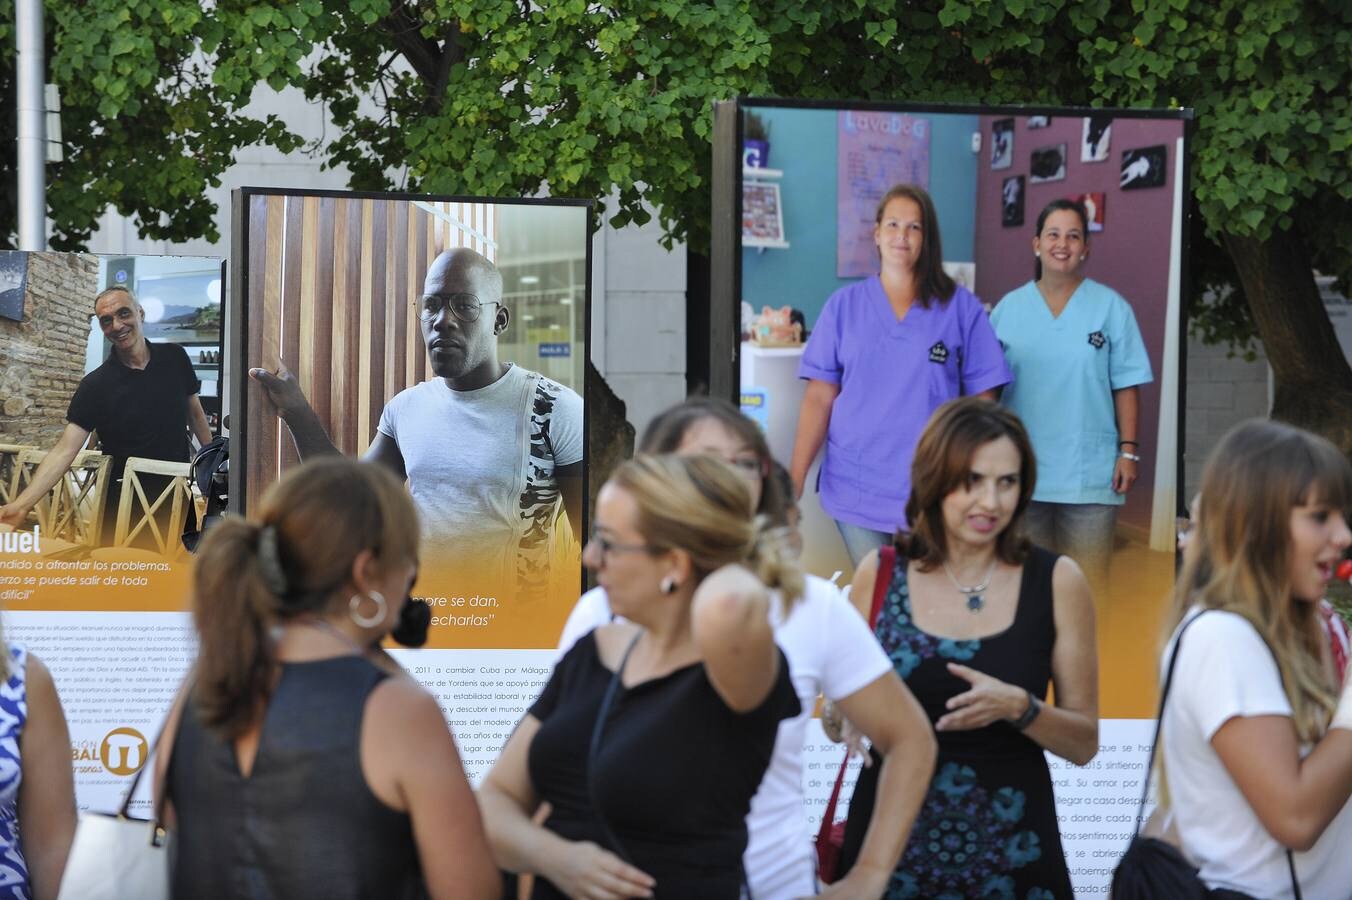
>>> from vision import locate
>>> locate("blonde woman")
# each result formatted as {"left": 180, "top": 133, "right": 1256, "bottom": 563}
{"left": 1159, "top": 419, "right": 1352, "bottom": 898}
{"left": 481, "top": 455, "right": 802, "bottom": 899}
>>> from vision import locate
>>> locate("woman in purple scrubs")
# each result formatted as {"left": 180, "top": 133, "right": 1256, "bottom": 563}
{"left": 790, "top": 184, "right": 1012, "bottom": 565}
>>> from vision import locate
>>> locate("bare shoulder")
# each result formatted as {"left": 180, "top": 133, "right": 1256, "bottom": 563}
{"left": 21, "top": 652, "right": 58, "bottom": 702}
{"left": 1049, "top": 553, "right": 1095, "bottom": 624}
{"left": 1051, "top": 553, "right": 1089, "bottom": 595}
{"left": 693, "top": 565, "right": 771, "bottom": 625}
{"left": 594, "top": 620, "right": 642, "bottom": 668}
{"left": 367, "top": 672, "right": 442, "bottom": 729}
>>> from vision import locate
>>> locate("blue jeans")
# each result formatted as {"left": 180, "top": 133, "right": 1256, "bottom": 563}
{"left": 835, "top": 520, "right": 893, "bottom": 567}
{"left": 1022, "top": 500, "right": 1117, "bottom": 604}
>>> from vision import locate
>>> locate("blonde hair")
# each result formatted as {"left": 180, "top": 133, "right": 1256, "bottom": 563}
{"left": 1169, "top": 419, "right": 1352, "bottom": 741}
{"left": 611, "top": 454, "right": 804, "bottom": 611}
{"left": 191, "top": 457, "right": 420, "bottom": 738}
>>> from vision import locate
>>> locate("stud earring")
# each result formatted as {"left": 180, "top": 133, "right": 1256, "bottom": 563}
{"left": 660, "top": 576, "right": 677, "bottom": 595}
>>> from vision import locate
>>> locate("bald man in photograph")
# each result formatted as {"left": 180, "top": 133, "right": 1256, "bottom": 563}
{"left": 252, "top": 247, "right": 583, "bottom": 597}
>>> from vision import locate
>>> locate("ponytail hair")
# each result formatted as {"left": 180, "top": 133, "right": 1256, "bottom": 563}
{"left": 191, "top": 457, "right": 419, "bottom": 738}
{"left": 612, "top": 454, "right": 804, "bottom": 612}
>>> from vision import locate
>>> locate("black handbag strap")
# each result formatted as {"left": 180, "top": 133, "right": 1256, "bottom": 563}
{"left": 1140, "top": 609, "right": 1302, "bottom": 900}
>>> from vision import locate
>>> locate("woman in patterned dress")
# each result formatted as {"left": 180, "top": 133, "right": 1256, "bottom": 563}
{"left": 835, "top": 397, "right": 1098, "bottom": 899}
{"left": 0, "top": 632, "right": 77, "bottom": 900}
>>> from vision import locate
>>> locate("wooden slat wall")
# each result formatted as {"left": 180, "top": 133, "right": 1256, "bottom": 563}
{"left": 245, "top": 194, "right": 496, "bottom": 511}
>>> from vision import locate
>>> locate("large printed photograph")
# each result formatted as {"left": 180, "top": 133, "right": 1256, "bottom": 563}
{"left": 232, "top": 190, "right": 590, "bottom": 650}
{"left": 0, "top": 252, "right": 223, "bottom": 593}
{"left": 735, "top": 103, "right": 1188, "bottom": 718}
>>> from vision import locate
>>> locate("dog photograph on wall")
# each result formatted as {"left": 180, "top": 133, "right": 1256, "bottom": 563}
{"left": 1071, "top": 192, "right": 1106, "bottom": 232}
{"left": 1120, "top": 145, "right": 1168, "bottom": 190}
{"left": 1002, "top": 175, "right": 1025, "bottom": 227}
{"left": 991, "top": 118, "right": 1013, "bottom": 169}
{"left": 1029, "top": 143, "right": 1067, "bottom": 183}
{"left": 1082, "top": 115, "right": 1112, "bottom": 163}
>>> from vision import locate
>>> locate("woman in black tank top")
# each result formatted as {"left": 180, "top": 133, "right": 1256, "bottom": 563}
{"left": 154, "top": 457, "right": 499, "bottom": 900}
{"left": 835, "top": 398, "right": 1099, "bottom": 899}
{"left": 479, "top": 454, "right": 802, "bottom": 899}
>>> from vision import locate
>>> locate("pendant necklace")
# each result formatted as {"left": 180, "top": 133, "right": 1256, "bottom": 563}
{"left": 941, "top": 558, "right": 999, "bottom": 613}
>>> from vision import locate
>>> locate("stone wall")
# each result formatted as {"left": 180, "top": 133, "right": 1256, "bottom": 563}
{"left": 0, "top": 252, "right": 100, "bottom": 447}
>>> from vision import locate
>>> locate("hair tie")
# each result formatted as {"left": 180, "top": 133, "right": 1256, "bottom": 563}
{"left": 256, "top": 525, "right": 290, "bottom": 597}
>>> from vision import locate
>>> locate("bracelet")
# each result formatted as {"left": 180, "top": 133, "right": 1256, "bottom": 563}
{"left": 1118, "top": 440, "right": 1140, "bottom": 448}
{"left": 1120, "top": 451, "right": 1142, "bottom": 462}
{"left": 1009, "top": 690, "right": 1042, "bottom": 730}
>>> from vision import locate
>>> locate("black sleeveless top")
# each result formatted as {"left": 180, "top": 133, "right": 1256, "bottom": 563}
{"left": 527, "top": 632, "right": 799, "bottom": 899}
{"left": 840, "top": 545, "right": 1074, "bottom": 898}
{"left": 168, "top": 656, "right": 426, "bottom": 900}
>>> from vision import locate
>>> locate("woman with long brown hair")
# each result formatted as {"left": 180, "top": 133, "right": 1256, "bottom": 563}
{"left": 790, "top": 184, "right": 1011, "bottom": 566}
{"left": 1154, "top": 419, "right": 1352, "bottom": 898}
{"left": 154, "top": 457, "right": 499, "bottom": 900}
{"left": 837, "top": 397, "right": 1097, "bottom": 898}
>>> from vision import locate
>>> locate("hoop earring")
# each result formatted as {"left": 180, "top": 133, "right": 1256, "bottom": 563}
{"left": 659, "top": 577, "right": 678, "bottom": 595}
{"left": 350, "top": 591, "right": 388, "bottom": 629}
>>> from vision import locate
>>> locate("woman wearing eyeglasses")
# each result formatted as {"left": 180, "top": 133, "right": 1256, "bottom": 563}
{"left": 556, "top": 398, "right": 934, "bottom": 899}
{"left": 480, "top": 454, "right": 805, "bottom": 898}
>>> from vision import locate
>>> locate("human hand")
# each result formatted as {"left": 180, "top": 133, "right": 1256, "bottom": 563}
{"left": 248, "top": 363, "right": 311, "bottom": 420}
{"left": 809, "top": 863, "right": 891, "bottom": 899}
{"left": 543, "top": 840, "right": 655, "bottom": 899}
{"left": 935, "top": 663, "right": 1027, "bottom": 732}
{"left": 0, "top": 502, "right": 32, "bottom": 528}
{"left": 1112, "top": 455, "right": 1138, "bottom": 494}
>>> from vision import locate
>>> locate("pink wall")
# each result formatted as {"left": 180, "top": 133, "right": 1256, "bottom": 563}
{"left": 974, "top": 114, "right": 1186, "bottom": 532}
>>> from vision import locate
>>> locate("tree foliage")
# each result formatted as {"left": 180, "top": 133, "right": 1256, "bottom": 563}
{"left": 0, "top": 0, "right": 1348, "bottom": 366}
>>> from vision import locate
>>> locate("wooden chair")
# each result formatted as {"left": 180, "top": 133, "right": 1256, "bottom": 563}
{"left": 113, "top": 457, "right": 194, "bottom": 558}
{"left": 0, "top": 443, "right": 35, "bottom": 508}
{"left": 12, "top": 449, "right": 112, "bottom": 546}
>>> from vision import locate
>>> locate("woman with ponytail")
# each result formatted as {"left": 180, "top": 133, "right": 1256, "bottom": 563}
{"left": 556, "top": 398, "right": 934, "bottom": 899}
{"left": 1154, "top": 419, "right": 1352, "bottom": 898}
{"left": 482, "top": 454, "right": 812, "bottom": 898}
{"left": 154, "top": 457, "right": 499, "bottom": 900}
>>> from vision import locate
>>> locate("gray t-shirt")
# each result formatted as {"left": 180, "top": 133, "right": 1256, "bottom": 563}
{"left": 377, "top": 364, "right": 583, "bottom": 595}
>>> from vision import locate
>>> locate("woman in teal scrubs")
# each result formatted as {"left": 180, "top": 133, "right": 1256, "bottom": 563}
{"left": 989, "top": 199, "right": 1152, "bottom": 605}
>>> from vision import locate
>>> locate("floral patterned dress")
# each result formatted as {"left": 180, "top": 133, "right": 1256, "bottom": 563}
{"left": 840, "top": 546, "right": 1073, "bottom": 900}
{"left": 0, "top": 644, "right": 31, "bottom": 900}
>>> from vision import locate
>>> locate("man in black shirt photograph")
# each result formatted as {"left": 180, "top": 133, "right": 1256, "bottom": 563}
{"left": 0, "top": 286, "right": 212, "bottom": 544}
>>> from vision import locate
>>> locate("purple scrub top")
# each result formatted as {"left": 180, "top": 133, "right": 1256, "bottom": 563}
{"left": 799, "top": 276, "right": 1012, "bottom": 532}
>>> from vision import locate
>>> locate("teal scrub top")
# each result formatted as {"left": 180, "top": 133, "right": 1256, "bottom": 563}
{"left": 990, "top": 278, "right": 1153, "bottom": 505}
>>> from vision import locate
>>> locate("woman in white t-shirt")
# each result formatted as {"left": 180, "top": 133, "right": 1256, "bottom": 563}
{"left": 1160, "top": 419, "right": 1352, "bottom": 900}
{"left": 557, "top": 397, "right": 935, "bottom": 899}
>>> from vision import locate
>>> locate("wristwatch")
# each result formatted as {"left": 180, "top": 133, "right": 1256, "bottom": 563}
{"left": 1010, "top": 690, "right": 1042, "bottom": 730}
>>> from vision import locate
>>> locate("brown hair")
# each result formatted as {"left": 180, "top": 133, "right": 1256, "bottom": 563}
{"left": 1033, "top": 198, "right": 1090, "bottom": 281}
{"left": 639, "top": 397, "right": 790, "bottom": 528}
{"left": 1169, "top": 419, "right": 1352, "bottom": 741}
{"left": 899, "top": 397, "right": 1036, "bottom": 569}
{"left": 874, "top": 184, "right": 957, "bottom": 307}
{"left": 612, "top": 454, "right": 803, "bottom": 608}
{"left": 191, "top": 457, "right": 420, "bottom": 738}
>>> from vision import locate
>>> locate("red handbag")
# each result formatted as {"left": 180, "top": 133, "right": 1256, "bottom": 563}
{"left": 814, "top": 545, "right": 893, "bottom": 884}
